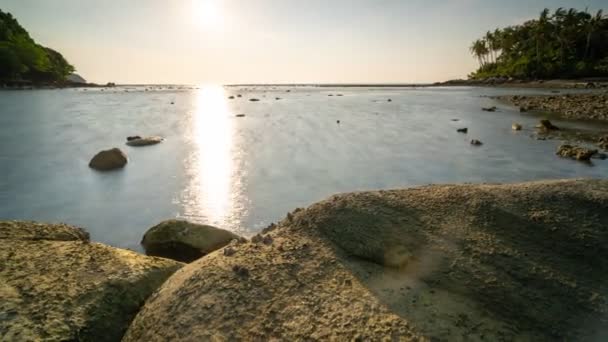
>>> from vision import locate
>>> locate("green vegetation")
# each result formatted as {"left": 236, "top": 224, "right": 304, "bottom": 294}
{"left": 469, "top": 8, "right": 608, "bottom": 80}
{"left": 0, "top": 9, "right": 74, "bottom": 83}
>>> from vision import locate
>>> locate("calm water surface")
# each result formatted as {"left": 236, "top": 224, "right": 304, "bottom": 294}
{"left": 0, "top": 86, "right": 606, "bottom": 250}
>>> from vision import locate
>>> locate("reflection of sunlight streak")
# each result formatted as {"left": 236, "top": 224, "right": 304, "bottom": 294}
{"left": 189, "top": 85, "right": 233, "bottom": 225}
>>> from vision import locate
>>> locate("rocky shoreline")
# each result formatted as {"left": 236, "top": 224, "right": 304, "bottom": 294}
{"left": 2, "top": 179, "right": 608, "bottom": 340}
{"left": 494, "top": 92, "right": 608, "bottom": 122}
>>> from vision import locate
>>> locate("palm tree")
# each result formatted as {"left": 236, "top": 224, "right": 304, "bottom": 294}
{"left": 485, "top": 31, "right": 495, "bottom": 63}
{"left": 534, "top": 8, "right": 551, "bottom": 75}
{"left": 584, "top": 9, "right": 604, "bottom": 60}
{"left": 470, "top": 39, "right": 487, "bottom": 68}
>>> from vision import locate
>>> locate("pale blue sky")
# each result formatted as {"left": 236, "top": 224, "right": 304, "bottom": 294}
{"left": 1, "top": 0, "right": 605, "bottom": 84}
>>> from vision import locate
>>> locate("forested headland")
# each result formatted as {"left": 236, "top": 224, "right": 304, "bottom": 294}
{"left": 0, "top": 9, "right": 75, "bottom": 85}
{"left": 469, "top": 8, "right": 608, "bottom": 80}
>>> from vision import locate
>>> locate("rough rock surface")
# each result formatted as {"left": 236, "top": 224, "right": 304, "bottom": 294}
{"left": 557, "top": 144, "right": 598, "bottom": 161}
{"left": 0, "top": 220, "right": 182, "bottom": 341}
{"left": 88, "top": 148, "right": 127, "bottom": 170}
{"left": 141, "top": 220, "right": 243, "bottom": 263}
{"left": 494, "top": 92, "right": 608, "bottom": 121}
{"left": 126, "top": 136, "right": 163, "bottom": 147}
{"left": 124, "top": 179, "right": 608, "bottom": 341}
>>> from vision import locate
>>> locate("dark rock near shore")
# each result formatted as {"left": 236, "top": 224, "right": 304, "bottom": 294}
{"left": 457, "top": 128, "right": 468, "bottom": 133}
{"left": 141, "top": 220, "right": 243, "bottom": 263}
{"left": 538, "top": 119, "right": 559, "bottom": 131}
{"left": 89, "top": 148, "right": 127, "bottom": 171}
{"left": 599, "top": 136, "right": 608, "bottom": 150}
{"left": 127, "top": 136, "right": 142, "bottom": 141}
{"left": 512, "top": 123, "right": 523, "bottom": 131}
{"left": 482, "top": 106, "right": 497, "bottom": 112}
{"left": 556, "top": 144, "right": 597, "bottom": 161}
{"left": 0, "top": 220, "right": 182, "bottom": 341}
{"left": 249, "top": 98, "right": 260, "bottom": 102}
{"left": 470, "top": 139, "right": 483, "bottom": 146}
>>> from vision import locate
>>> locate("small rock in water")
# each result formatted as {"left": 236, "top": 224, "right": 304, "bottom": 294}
{"left": 126, "top": 136, "right": 164, "bottom": 147}
{"left": 228, "top": 96, "right": 235, "bottom": 99}
{"left": 89, "top": 148, "right": 128, "bottom": 171}
{"left": 519, "top": 106, "right": 528, "bottom": 113}
{"left": 451, "top": 119, "right": 460, "bottom": 121}
{"left": 557, "top": 144, "right": 597, "bottom": 161}
{"left": 249, "top": 98, "right": 260, "bottom": 102}
{"left": 275, "top": 97, "right": 281, "bottom": 100}
{"left": 591, "top": 153, "right": 607, "bottom": 160}
{"left": 235, "top": 114, "right": 246, "bottom": 118}
{"left": 537, "top": 119, "right": 559, "bottom": 131}
{"left": 170, "top": 102, "right": 174, "bottom": 105}
{"left": 598, "top": 136, "right": 608, "bottom": 150}
{"left": 237, "top": 94, "right": 242, "bottom": 97}
{"left": 337, "top": 120, "right": 340, "bottom": 124}
{"left": 388, "top": 99, "right": 392, "bottom": 102}
{"left": 482, "top": 106, "right": 497, "bottom": 112}
{"left": 328, "top": 94, "right": 334, "bottom": 97}
{"left": 457, "top": 128, "right": 468, "bottom": 134}
{"left": 336, "top": 94, "right": 343, "bottom": 96}
{"left": 127, "top": 136, "right": 142, "bottom": 141}
{"left": 470, "top": 139, "right": 483, "bottom": 146}
{"left": 512, "top": 123, "right": 522, "bottom": 131}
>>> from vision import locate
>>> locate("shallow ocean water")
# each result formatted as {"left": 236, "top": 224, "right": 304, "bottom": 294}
{"left": 0, "top": 85, "right": 606, "bottom": 250}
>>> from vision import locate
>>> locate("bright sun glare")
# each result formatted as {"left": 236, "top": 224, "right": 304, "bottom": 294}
{"left": 192, "top": 0, "right": 223, "bottom": 29}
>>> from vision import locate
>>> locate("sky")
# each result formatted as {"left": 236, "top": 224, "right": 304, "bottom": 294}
{"left": 1, "top": 0, "right": 605, "bottom": 84}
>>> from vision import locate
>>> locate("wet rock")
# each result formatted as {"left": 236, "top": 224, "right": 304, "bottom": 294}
{"left": 127, "top": 135, "right": 142, "bottom": 141}
{"left": 512, "top": 123, "right": 522, "bottom": 131}
{"left": 126, "top": 136, "right": 163, "bottom": 147}
{"left": 89, "top": 148, "right": 127, "bottom": 171}
{"left": 591, "top": 152, "right": 607, "bottom": 160}
{"left": 599, "top": 136, "right": 608, "bottom": 150}
{"left": 141, "top": 220, "right": 243, "bottom": 263}
{"left": 0, "top": 220, "right": 182, "bottom": 341}
{"left": 275, "top": 97, "right": 281, "bottom": 100}
{"left": 451, "top": 119, "right": 460, "bottom": 122}
{"left": 519, "top": 106, "right": 528, "bottom": 113}
{"left": 538, "top": 119, "right": 559, "bottom": 131}
{"left": 237, "top": 94, "right": 242, "bottom": 97}
{"left": 388, "top": 99, "right": 392, "bottom": 102}
{"left": 249, "top": 98, "right": 260, "bottom": 102}
{"left": 482, "top": 106, "right": 497, "bottom": 112}
{"left": 556, "top": 144, "right": 597, "bottom": 161}
{"left": 457, "top": 128, "right": 468, "bottom": 133}
{"left": 235, "top": 114, "right": 246, "bottom": 118}
{"left": 337, "top": 120, "right": 340, "bottom": 124}
{"left": 470, "top": 139, "right": 483, "bottom": 146}
{"left": 228, "top": 96, "right": 235, "bottom": 99}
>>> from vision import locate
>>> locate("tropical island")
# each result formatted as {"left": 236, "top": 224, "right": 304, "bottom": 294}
{"left": 0, "top": 9, "right": 84, "bottom": 87}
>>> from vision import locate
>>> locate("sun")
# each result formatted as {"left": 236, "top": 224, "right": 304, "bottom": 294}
{"left": 192, "top": 0, "right": 223, "bottom": 29}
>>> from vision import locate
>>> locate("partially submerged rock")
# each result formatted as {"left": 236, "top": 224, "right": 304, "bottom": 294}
{"left": 470, "top": 139, "right": 483, "bottom": 146}
{"left": 456, "top": 127, "right": 468, "bottom": 133}
{"left": 249, "top": 98, "right": 260, "bottom": 102}
{"left": 512, "top": 123, "right": 522, "bottom": 131}
{"left": 89, "top": 148, "right": 127, "bottom": 171}
{"left": 482, "top": 106, "right": 497, "bottom": 112}
{"left": 0, "top": 220, "right": 182, "bottom": 341}
{"left": 599, "top": 136, "right": 608, "bottom": 150}
{"left": 538, "top": 119, "right": 559, "bottom": 131}
{"left": 127, "top": 135, "right": 142, "bottom": 141}
{"left": 126, "top": 136, "right": 163, "bottom": 147}
{"left": 141, "top": 220, "right": 243, "bottom": 263}
{"left": 125, "top": 180, "right": 608, "bottom": 341}
{"left": 556, "top": 144, "right": 597, "bottom": 161}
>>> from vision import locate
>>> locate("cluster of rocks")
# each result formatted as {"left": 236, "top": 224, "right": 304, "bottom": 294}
{"left": 4, "top": 179, "right": 608, "bottom": 340}
{"left": 88, "top": 136, "right": 164, "bottom": 171}
{"left": 495, "top": 93, "right": 608, "bottom": 121}
{"left": 556, "top": 144, "right": 602, "bottom": 161}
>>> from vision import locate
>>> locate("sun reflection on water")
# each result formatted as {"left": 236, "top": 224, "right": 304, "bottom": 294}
{"left": 182, "top": 85, "right": 236, "bottom": 228}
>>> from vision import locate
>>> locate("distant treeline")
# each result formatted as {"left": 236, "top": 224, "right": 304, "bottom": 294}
{"left": 469, "top": 8, "right": 608, "bottom": 79}
{"left": 0, "top": 9, "right": 74, "bottom": 83}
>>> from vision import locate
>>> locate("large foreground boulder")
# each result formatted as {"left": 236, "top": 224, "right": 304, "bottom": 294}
{"left": 0, "top": 221, "right": 182, "bottom": 341}
{"left": 124, "top": 179, "right": 608, "bottom": 341}
{"left": 88, "top": 148, "right": 127, "bottom": 170}
{"left": 141, "top": 220, "right": 243, "bottom": 263}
